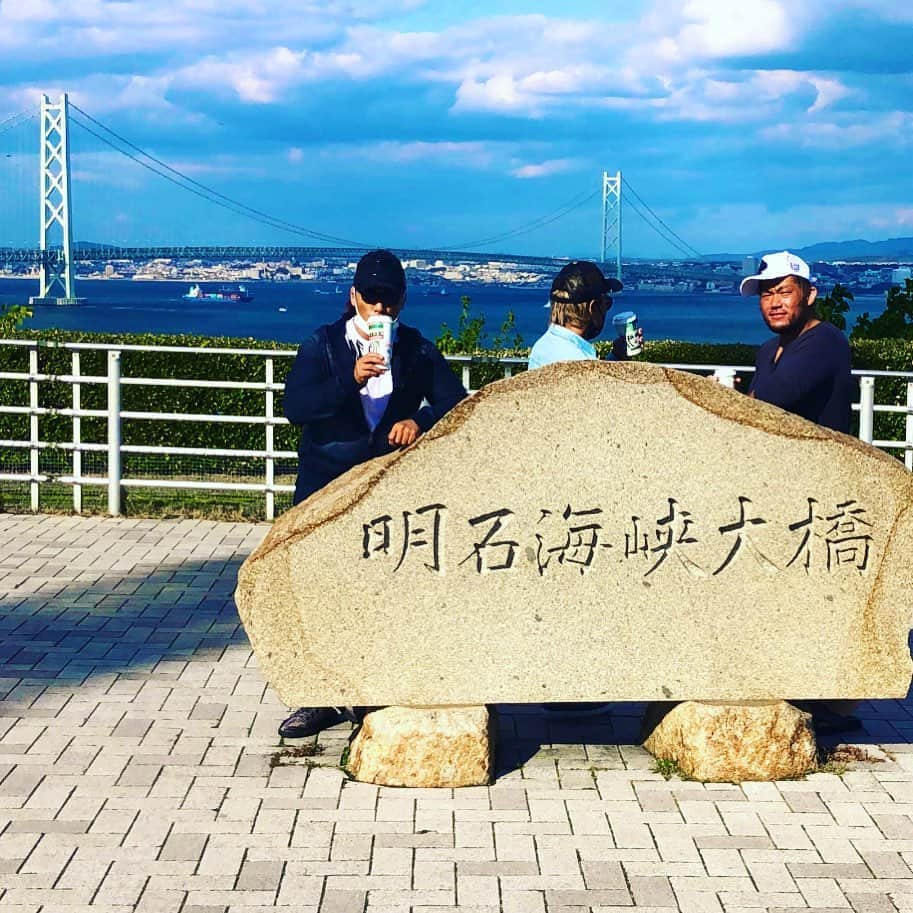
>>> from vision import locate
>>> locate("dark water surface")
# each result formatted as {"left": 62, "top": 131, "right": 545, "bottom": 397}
{"left": 1, "top": 278, "right": 887, "bottom": 347}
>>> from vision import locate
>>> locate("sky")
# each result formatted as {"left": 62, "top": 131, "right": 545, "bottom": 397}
{"left": 1, "top": 0, "right": 912, "bottom": 258}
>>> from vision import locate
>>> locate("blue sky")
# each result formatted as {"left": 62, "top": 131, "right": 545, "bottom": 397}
{"left": 1, "top": 0, "right": 912, "bottom": 258}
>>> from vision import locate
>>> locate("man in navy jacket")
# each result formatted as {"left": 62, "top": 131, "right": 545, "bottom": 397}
{"left": 278, "top": 250, "right": 467, "bottom": 738}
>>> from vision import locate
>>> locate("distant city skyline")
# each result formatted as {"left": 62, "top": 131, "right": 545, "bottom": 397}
{"left": 1, "top": 1, "right": 911, "bottom": 258}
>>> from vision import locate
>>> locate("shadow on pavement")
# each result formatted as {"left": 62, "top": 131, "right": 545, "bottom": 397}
{"left": 0, "top": 557, "right": 248, "bottom": 705}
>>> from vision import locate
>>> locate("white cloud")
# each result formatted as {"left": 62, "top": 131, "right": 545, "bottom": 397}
{"left": 454, "top": 75, "right": 534, "bottom": 115}
{"left": 1, "top": 0, "right": 911, "bottom": 258}
{"left": 0, "top": 0, "right": 421, "bottom": 54}
{"left": 676, "top": 0, "right": 791, "bottom": 58}
{"left": 0, "top": 1, "right": 887, "bottom": 134}
{"left": 319, "top": 140, "right": 499, "bottom": 169}
{"left": 760, "top": 111, "right": 913, "bottom": 148}
{"left": 808, "top": 77, "right": 852, "bottom": 114}
{"left": 511, "top": 159, "right": 580, "bottom": 179}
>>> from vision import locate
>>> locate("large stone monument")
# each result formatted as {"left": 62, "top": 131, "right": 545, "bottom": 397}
{"left": 236, "top": 361, "right": 913, "bottom": 784}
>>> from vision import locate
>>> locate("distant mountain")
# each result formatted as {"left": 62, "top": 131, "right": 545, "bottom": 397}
{"left": 701, "top": 237, "right": 913, "bottom": 263}
{"left": 698, "top": 253, "right": 748, "bottom": 262}
{"left": 796, "top": 237, "right": 913, "bottom": 261}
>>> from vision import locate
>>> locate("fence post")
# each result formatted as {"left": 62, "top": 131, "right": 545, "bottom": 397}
{"left": 906, "top": 381, "right": 913, "bottom": 472}
{"left": 858, "top": 375, "right": 875, "bottom": 444}
{"left": 72, "top": 351, "right": 82, "bottom": 513}
{"left": 265, "top": 357, "right": 275, "bottom": 522}
{"left": 107, "top": 350, "right": 122, "bottom": 516}
{"left": 29, "top": 347, "right": 39, "bottom": 512}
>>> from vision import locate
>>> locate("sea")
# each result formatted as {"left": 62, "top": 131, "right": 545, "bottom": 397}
{"left": 0, "top": 278, "right": 888, "bottom": 347}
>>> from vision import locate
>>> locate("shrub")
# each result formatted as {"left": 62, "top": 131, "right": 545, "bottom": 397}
{"left": 2, "top": 325, "right": 910, "bottom": 516}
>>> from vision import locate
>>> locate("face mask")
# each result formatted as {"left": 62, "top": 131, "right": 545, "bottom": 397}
{"left": 352, "top": 310, "right": 371, "bottom": 336}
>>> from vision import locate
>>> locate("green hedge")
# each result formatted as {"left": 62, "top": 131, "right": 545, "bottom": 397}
{"left": 1, "top": 328, "right": 910, "bottom": 517}
{"left": 0, "top": 327, "right": 300, "bottom": 457}
{"left": 846, "top": 337, "right": 913, "bottom": 454}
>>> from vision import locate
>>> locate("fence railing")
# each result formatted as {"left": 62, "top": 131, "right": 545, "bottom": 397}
{"left": 1, "top": 339, "right": 911, "bottom": 521}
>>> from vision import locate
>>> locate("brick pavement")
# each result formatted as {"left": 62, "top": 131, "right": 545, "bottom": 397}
{"left": 1, "top": 512, "right": 913, "bottom": 913}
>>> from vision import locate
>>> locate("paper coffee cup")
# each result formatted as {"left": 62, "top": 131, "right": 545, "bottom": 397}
{"left": 367, "top": 314, "right": 393, "bottom": 365}
{"left": 612, "top": 310, "right": 642, "bottom": 357}
{"left": 713, "top": 367, "right": 737, "bottom": 388}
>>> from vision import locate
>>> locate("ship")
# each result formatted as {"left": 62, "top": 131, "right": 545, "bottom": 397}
{"left": 182, "top": 284, "right": 253, "bottom": 303}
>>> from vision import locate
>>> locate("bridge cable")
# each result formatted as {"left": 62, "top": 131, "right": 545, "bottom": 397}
{"left": 622, "top": 193, "right": 695, "bottom": 259}
{"left": 623, "top": 177, "right": 703, "bottom": 259}
{"left": 623, "top": 195, "right": 697, "bottom": 260}
{"left": 0, "top": 111, "right": 35, "bottom": 139}
{"left": 443, "top": 186, "right": 600, "bottom": 251}
{"left": 68, "top": 104, "right": 375, "bottom": 248}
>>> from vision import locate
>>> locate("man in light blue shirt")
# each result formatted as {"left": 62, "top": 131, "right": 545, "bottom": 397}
{"left": 528, "top": 260, "right": 639, "bottom": 368}
{"left": 529, "top": 261, "right": 641, "bottom": 722}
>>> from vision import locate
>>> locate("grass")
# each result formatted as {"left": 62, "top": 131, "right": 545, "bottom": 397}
{"left": 652, "top": 757, "right": 683, "bottom": 780}
{"left": 268, "top": 742, "right": 325, "bottom": 769}
{"left": 816, "top": 744, "right": 885, "bottom": 775}
{"left": 0, "top": 470, "right": 297, "bottom": 521}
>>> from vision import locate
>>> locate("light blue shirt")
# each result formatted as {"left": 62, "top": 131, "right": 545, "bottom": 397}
{"left": 527, "top": 323, "right": 597, "bottom": 369}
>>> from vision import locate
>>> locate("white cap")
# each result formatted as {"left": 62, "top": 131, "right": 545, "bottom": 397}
{"left": 739, "top": 251, "right": 813, "bottom": 296}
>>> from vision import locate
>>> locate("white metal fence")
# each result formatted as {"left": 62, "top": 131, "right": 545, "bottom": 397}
{"left": 1, "top": 339, "right": 911, "bottom": 521}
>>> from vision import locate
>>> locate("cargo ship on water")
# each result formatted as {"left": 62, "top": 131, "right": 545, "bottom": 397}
{"left": 182, "top": 284, "right": 254, "bottom": 303}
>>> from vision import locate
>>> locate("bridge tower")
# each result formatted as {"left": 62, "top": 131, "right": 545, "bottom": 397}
{"left": 600, "top": 170, "right": 621, "bottom": 283}
{"left": 30, "top": 93, "right": 79, "bottom": 305}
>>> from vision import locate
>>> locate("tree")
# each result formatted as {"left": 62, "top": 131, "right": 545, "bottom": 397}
{"left": 490, "top": 308, "right": 524, "bottom": 350}
{"left": 0, "top": 303, "right": 31, "bottom": 336}
{"left": 852, "top": 278, "right": 913, "bottom": 340}
{"left": 815, "top": 282, "right": 853, "bottom": 331}
{"left": 436, "top": 295, "right": 526, "bottom": 354}
{"left": 435, "top": 295, "right": 486, "bottom": 354}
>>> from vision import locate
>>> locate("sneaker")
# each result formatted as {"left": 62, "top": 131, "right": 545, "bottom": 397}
{"left": 278, "top": 706, "right": 345, "bottom": 738}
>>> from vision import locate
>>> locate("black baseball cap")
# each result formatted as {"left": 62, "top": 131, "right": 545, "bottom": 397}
{"left": 550, "top": 261, "right": 623, "bottom": 304}
{"left": 354, "top": 249, "right": 406, "bottom": 295}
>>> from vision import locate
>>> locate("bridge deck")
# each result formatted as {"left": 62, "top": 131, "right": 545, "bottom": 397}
{"left": 2, "top": 245, "right": 575, "bottom": 268}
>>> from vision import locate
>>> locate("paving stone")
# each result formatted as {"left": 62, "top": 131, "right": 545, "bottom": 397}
{"left": 235, "top": 858, "right": 283, "bottom": 891}
{"left": 844, "top": 891, "right": 898, "bottom": 913}
{"left": 159, "top": 832, "right": 207, "bottom": 862}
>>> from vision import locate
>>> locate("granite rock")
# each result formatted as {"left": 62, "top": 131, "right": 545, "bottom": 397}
{"left": 346, "top": 705, "right": 494, "bottom": 787}
{"left": 644, "top": 700, "right": 817, "bottom": 782}
{"left": 236, "top": 361, "right": 913, "bottom": 707}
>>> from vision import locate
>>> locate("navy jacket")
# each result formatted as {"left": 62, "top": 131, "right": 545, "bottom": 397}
{"left": 283, "top": 316, "right": 467, "bottom": 504}
{"left": 750, "top": 321, "right": 853, "bottom": 433}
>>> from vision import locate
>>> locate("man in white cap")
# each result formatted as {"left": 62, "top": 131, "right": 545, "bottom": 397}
{"left": 741, "top": 251, "right": 860, "bottom": 735}
{"left": 740, "top": 251, "right": 853, "bottom": 433}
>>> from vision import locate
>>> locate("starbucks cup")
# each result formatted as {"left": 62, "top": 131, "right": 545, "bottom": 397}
{"left": 612, "top": 310, "right": 642, "bottom": 357}
{"left": 367, "top": 314, "right": 393, "bottom": 365}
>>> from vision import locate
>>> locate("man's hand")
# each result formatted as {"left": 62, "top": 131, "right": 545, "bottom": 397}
{"left": 611, "top": 326, "right": 645, "bottom": 360}
{"left": 354, "top": 353, "right": 387, "bottom": 385}
{"left": 388, "top": 419, "right": 420, "bottom": 447}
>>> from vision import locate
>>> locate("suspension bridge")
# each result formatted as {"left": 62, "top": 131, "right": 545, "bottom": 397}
{"left": 0, "top": 94, "right": 704, "bottom": 305}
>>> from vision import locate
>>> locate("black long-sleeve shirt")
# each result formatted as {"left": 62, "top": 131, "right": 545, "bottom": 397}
{"left": 749, "top": 321, "right": 853, "bottom": 433}
{"left": 283, "top": 317, "right": 467, "bottom": 504}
